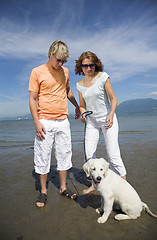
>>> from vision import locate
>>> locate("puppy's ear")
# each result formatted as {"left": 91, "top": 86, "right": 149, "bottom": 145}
{"left": 101, "top": 158, "right": 109, "bottom": 176}
{"left": 83, "top": 161, "right": 91, "bottom": 177}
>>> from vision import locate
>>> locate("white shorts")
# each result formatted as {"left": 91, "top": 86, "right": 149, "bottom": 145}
{"left": 34, "top": 118, "right": 72, "bottom": 174}
{"left": 85, "top": 114, "right": 127, "bottom": 177}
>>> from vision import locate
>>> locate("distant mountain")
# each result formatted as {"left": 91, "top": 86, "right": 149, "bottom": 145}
{"left": 1, "top": 98, "right": 157, "bottom": 121}
{"left": 116, "top": 98, "right": 157, "bottom": 115}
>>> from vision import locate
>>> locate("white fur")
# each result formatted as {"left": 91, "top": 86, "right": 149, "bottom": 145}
{"left": 83, "top": 158, "right": 157, "bottom": 224}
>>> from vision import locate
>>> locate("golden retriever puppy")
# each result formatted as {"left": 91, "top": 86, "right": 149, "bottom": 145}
{"left": 83, "top": 158, "right": 157, "bottom": 224}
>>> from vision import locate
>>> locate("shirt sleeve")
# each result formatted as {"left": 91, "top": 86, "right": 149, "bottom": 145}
{"left": 101, "top": 72, "right": 110, "bottom": 85}
{"left": 76, "top": 82, "right": 82, "bottom": 93}
{"left": 28, "top": 69, "right": 39, "bottom": 93}
{"left": 66, "top": 71, "right": 70, "bottom": 89}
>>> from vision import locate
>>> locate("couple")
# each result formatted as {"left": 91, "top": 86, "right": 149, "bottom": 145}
{"left": 29, "top": 40, "right": 126, "bottom": 208}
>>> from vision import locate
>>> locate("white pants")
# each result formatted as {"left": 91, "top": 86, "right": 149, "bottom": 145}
{"left": 34, "top": 118, "right": 72, "bottom": 174}
{"left": 85, "top": 114, "right": 127, "bottom": 177}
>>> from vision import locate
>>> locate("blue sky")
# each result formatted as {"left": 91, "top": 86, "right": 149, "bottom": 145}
{"left": 0, "top": 0, "right": 157, "bottom": 118}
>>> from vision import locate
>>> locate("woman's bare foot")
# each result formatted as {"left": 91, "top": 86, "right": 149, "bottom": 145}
{"left": 83, "top": 185, "right": 95, "bottom": 194}
{"left": 59, "top": 188, "right": 77, "bottom": 200}
{"left": 122, "top": 175, "right": 126, "bottom": 180}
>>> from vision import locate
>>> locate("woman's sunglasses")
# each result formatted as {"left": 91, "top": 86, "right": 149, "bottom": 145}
{"left": 81, "top": 64, "right": 95, "bottom": 69}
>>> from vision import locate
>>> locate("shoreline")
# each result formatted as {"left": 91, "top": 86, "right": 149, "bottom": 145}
{"left": 0, "top": 140, "right": 157, "bottom": 240}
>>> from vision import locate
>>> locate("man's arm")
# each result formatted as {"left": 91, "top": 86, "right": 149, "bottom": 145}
{"left": 67, "top": 87, "right": 80, "bottom": 119}
{"left": 29, "top": 91, "right": 46, "bottom": 140}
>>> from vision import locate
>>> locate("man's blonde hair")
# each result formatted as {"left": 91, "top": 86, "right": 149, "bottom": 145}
{"left": 48, "top": 40, "right": 70, "bottom": 59}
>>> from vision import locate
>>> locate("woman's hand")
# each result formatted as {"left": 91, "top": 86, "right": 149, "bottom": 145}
{"left": 105, "top": 112, "right": 114, "bottom": 129}
{"left": 81, "top": 115, "right": 87, "bottom": 123}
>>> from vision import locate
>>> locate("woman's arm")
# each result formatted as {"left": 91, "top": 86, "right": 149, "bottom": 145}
{"left": 105, "top": 77, "right": 117, "bottom": 128}
{"left": 78, "top": 90, "right": 87, "bottom": 123}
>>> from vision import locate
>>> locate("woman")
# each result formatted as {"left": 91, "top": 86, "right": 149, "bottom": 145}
{"left": 75, "top": 51, "right": 127, "bottom": 194}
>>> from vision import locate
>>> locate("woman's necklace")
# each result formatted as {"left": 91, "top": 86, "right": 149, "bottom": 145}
{"left": 83, "top": 73, "right": 97, "bottom": 87}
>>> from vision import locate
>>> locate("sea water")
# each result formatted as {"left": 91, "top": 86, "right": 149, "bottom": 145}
{"left": 0, "top": 114, "right": 157, "bottom": 157}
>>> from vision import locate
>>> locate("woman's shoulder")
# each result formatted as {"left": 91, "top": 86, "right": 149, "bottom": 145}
{"left": 96, "top": 71, "right": 109, "bottom": 77}
{"left": 96, "top": 71, "right": 103, "bottom": 78}
{"left": 97, "top": 72, "right": 110, "bottom": 86}
{"left": 77, "top": 77, "right": 85, "bottom": 86}
{"left": 100, "top": 71, "right": 109, "bottom": 76}
{"left": 100, "top": 71, "right": 110, "bottom": 80}
{"left": 76, "top": 78, "right": 86, "bottom": 92}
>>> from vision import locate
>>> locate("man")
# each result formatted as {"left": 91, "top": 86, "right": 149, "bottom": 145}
{"left": 29, "top": 40, "right": 80, "bottom": 207}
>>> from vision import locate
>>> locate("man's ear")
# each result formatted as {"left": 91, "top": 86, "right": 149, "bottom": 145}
{"left": 83, "top": 161, "right": 91, "bottom": 177}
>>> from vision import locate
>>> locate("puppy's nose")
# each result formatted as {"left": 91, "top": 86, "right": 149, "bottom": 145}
{"left": 97, "top": 176, "right": 101, "bottom": 181}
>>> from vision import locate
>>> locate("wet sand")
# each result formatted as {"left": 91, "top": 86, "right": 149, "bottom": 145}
{"left": 0, "top": 140, "right": 157, "bottom": 240}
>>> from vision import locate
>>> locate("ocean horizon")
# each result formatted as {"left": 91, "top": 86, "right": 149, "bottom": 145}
{"left": 0, "top": 113, "right": 157, "bottom": 157}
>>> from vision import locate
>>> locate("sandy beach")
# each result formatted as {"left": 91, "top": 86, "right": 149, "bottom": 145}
{"left": 0, "top": 138, "right": 157, "bottom": 240}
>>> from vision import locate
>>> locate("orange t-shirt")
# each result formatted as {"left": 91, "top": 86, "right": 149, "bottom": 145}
{"left": 28, "top": 64, "right": 70, "bottom": 119}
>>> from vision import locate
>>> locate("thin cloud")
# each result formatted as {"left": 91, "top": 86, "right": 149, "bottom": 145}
{"left": 145, "top": 91, "right": 157, "bottom": 98}
{"left": 0, "top": 16, "right": 157, "bottom": 83}
{"left": 0, "top": 93, "right": 15, "bottom": 101}
{"left": 144, "top": 74, "right": 157, "bottom": 78}
{"left": 0, "top": 0, "right": 157, "bottom": 118}
{"left": 138, "top": 83, "right": 157, "bottom": 88}
{"left": 151, "top": 92, "right": 157, "bottom": 96}
{"left": 0, "top": 101, "right": 29, "bottom": 118}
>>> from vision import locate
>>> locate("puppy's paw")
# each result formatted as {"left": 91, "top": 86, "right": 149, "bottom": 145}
{"left": 96, "top": 208, "right": 100, "bottom": 214}
{"left": 114, "top": 214, "right": 132, "bottom": 221}
{"left": 96, "top": 208, "right": 103, "bottom": 215}
{"left": 114, "top": 215, "right": 121, "bottom": 221}
{"left": 97, "top": 216, "right": 107, "bottom": 224}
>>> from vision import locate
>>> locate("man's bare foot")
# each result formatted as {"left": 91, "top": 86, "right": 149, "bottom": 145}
{"left": 83, "top": 185, "right": 95, "bottom": 194}
{"left": 36, "top": 202, "right": 44, "bottom": 208}
{"left": 36, "top": 193, "right": 47, "bottom": 207}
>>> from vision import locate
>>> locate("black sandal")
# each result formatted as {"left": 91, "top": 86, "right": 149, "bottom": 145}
{"left": 60, "top": 188, "right": 78, "bottom": 200}
{"left": 36, "top": 193, "right": 47, "bottom": 207}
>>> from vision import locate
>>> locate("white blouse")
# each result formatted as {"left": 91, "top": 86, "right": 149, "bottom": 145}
{"left": 76, "top": 72, "right": 111, "bottom": 118}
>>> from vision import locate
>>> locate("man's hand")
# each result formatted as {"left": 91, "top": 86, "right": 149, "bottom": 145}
{"left": 75, "top": 107, "right": 81, "bottom": 120}
{"left": 35, "top": 121, "right": 46, "bottom": 140}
